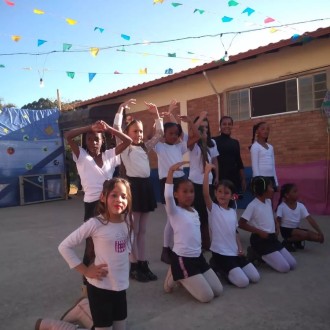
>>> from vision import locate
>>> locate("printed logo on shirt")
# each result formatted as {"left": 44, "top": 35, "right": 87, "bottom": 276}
{"left": 115, "top": 240, "right": 127, "bottom": 253}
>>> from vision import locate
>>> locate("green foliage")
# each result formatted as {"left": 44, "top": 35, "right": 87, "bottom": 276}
{"left": 22, "top": 98, "right": 58, "bottom": 110}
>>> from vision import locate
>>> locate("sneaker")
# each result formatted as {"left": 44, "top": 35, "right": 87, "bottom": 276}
{"left": 130, "top": 262, "right": 149, "bottom": 282}
{"left": 164, "top": 267, "right": 175, "bottom": 293}
{"left": 139, "top": 260, "right": 158, "bottom": 281}
{"left": 160, "top": 247, "right": 172, "bottom": 264}
{"left": 293, "top": 241, "right": 305, "bottom": 250}
{"left": 282, "top": 240, "right": 296, "bottom": 252}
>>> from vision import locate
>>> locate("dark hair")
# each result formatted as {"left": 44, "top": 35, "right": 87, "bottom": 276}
{"left": 82, "top": 131, "right": 107, "bottom": 154}
{"left": 249, "top": 121, "right": 267, "bottom": 150}
{"left": 173, "top": 177, "right": 194, "bottom": 193}
{"left": 215, "top": 179, "right": 236, "bottom": 208}
{"left": 164, "top": 122, "right": 183, "bottom": 137}
{"left": 95, "top": 178, "right": 133, "bottom": 242}
{"left": 193, "top": 116, "right": 214, "bottom": 148}
{"left": 251, "top": 176, "right": 272, "bottom": 196}
{"left": 276, "top": 183, "right": 296, "bottom": 211}
{"left": 220, "top": 116, "right": 234, "bottom": 126}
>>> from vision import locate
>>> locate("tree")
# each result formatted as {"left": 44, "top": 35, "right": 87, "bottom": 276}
{"left": 22, "top": 98, "right": 57, "bottom": 110}
{"left": 0, "top": 98, "right": 17, "bottom": 110}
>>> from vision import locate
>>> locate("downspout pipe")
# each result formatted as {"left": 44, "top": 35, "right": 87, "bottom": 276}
{"left": 203, "top": 71, "right": 221, "bottom": 122}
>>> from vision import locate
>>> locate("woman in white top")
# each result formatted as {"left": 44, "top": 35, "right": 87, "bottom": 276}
{"left": 203, "top": 162, "right": 260, "bottom": 288}
{"left": 163, "top": 162, "right": 223, "bottom": 302}
{"left": 276, "top": 183, "right": 324, "bottom": 251}
{"left": 188, "top": 111, "right": 219, "bottom": 250}
{"left": 250, "top": 121, "right": 279, "bottom": 191}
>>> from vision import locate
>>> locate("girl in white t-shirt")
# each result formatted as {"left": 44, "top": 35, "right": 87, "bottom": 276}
{"left": 239, "top": 176, "right": 297, "bottom": 273}
{"left": 188, "top": 111, "right": 219, "bottom": 250}
{"left": 114, "top": 99, "right": 163, "bottom": 282}
{"left": 65, "top": 120, "right": 132, "bottom": 275}
{"left": 58, "top": 178, "right": 133, "bottom": 330}
{"left": 250, "top": 121, "right": 279, "bottom": 191}
{"left": 164, "top": 162, "right": 223, "bottom": 303}
{"left": 203, "top": 163, "right": 260, "bottom": 288}
{"left": 276, "top": 183, "right": 324, "bottom": 252}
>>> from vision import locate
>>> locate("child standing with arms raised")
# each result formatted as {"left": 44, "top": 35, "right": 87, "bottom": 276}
{"left": 163, "top": 162, "right": 223, "bottom": 303}
{"left": 58, "top": 178, "right": 133, "bottom": 330}
{"left": 276, "top": 183, "right": 324, "bottom": 251}
{"left": 239, "top": 176, "right": 296, "bottom": 273}
{"left": 114, "top": 99, "right": 162, "bottom": 282}
{"left": 203, "top": 163, "right": 260, "bottom": 288}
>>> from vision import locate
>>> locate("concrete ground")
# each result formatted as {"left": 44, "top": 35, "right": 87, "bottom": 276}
{"left": 1, "top": 193, "right": 330, "bottom": 330}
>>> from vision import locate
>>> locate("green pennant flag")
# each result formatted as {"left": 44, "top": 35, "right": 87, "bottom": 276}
{"left": 228, "top": 0, "right": 239, "bottom": 6}
{"left": 171, "top": 3, "right": 182, "bottom": 7}
{"left": 63, "top": 43, "right": 72, "bottom": 52}
{"left": 168, "top": 53, "right": 177, "bottom": 57}
{"left": 66, "top": 72, "right": 75, "bottom": 79}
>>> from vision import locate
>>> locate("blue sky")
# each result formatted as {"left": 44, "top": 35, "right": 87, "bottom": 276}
{"left": 0, "top": 0, "right": 329, "bottom": 108}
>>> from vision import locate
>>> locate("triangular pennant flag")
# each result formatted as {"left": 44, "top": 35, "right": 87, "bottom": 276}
{"left": 165, "top": 68, "right": 173, "bottom": 74}
{"left": 88, "top": 73, "right": 96, "bottom": 82}
{"left": 139, "top": 68, "right": 147, "bottom": 74}
{"left": 171, "top": 3, "right": 183, "bottom": 7}
{"left": 63, "top": 43, "right": 72, "bottom": 51}
{"left": 264, "top": 17, "right": 275, "bottom": 24}
{"left": 37, "top": 39, "right": 47, "bottom": 47}
{"left": 4, "top": 0, "right": 15, "bottom": 6}
{"left": 114, "top": 71, "right": 121, "bottom": 74}
{"left": 66, "top": 18, "right": 77, "bottom": 25}
{"left": 187, "top": 51, "right": 194, "bottom": 54}
{"left": 222, "top": 16, "right": 233, "bottom": 23}
{"left": 0, "top": 64, "right": 5, "bottom": 68}
{"left": 242, "top": 7, "right": 255, "bottom": 16}
{"left": 33, "top": 9, "right": 45, "bottom": 14}
{"left": 94, "top": 27, "right": 104, "bottom": 33}
{"left": 121, "top": 34, "right": 130, "bottom": 41}
{"left": 11, "top": 35, "right": 21, "bottom": 42}
{"left": 193, "top": 9, "right": 205, "bottom": 14}
{"left": 90, "top": 47, "right": 99, "bottom": 57}
{"left": 168, "top": 53, "right": 177, "bottom": 57}
{"left": 66, "top": 72, "right": 75, "bottom": 79}
{"left": 291, "top": 34, "right": 300, "bottom": 41}
{"left": 153, "top": 0, "right": 164, "bottom": 3}
{"left": 269, "top": 28, "right": 278, "bottom": 33}
{"left": 228, "top": 0, "right": 239, "bottom": 7}
{"left": 191, "top": 58, "right": 199, "bottom": 63}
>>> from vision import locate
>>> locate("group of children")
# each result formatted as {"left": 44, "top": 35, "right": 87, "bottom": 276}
{"left": 35, "top": 100, "right": 325, "bottom": 330}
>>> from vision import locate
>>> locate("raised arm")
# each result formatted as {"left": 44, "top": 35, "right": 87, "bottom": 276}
{"left": 186, "top": 111, "right": 208, "bottom": 150}
{"left": 144, "top": 101, "right": 164, "bottom": 151}
{"left": 161, "top": 99, "right": 179, "bottom": 124}
{"left": 203, "top": 162, "right": 214, "bottom": 211}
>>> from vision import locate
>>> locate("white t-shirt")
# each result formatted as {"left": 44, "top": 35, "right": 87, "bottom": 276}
{"left": 58, "top": 217, "right": 130, "bottom": 291}
{"left": 208, "top": 203, "right": 238, "bottom": 256}
{"left": 73, "top": 147, "right": 120, "bottom": 202}
{"left": 164, "top": 183, "right": 201, "bottom": 257}
{"left": 188, "top": 139, "right": 219, "bottom": 184}
{"left": 277, "top": 202, "right": 309, "bottom": 228}
{"left": 241, "top": 198, "right": 275, "bottom": 233}
{"left": 154, "top": 141, "right": 187, "bottom": 179}
{"left": 250, "top": 142, "right": 278, "bottom": 186}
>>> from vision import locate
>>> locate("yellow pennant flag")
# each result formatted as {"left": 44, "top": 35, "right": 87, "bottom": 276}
{"left": 33, "top": 9, "right": 45, "bottom": 15}
{"left": 90, "top": 47, "right": 100, "bottom": 57}
{"left": 139, "top": 68, "right": 147, "bottom": 74}
{"left": 269, "top": 27, "right": 278, "bottom": 33}
{"left": 191, "top": 58, "right": 199, "bottom": 63}
{"left": 153, "top": 0, "right": 164, "bottom": 3}
{"left": 11, "top": 35, "right": 21, "bottom": 42}
{"left": 66, "top": 18, "right": 77, "bottom": 25}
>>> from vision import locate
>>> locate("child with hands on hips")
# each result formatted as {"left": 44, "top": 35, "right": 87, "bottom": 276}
{"left": 276, "top": 183, "right": 324, "bottom": 252}
{"left": 163, "top": 161, "right": 223, "bottom": 303}
{"left": 58, "top": 178, "right": 133, "bottom": 330}
{"left": 239, "top": 177, "right": 297, "bottom": 273}
{"left": 203, "top": 162, "right": 260, "bottom": 288}
{"left": 114, "top": 99, "right": 162, "bottom": 282}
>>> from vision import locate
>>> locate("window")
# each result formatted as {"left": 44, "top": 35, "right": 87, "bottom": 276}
{"left": 227, "top": 72, "right": 327, "bottom": 120}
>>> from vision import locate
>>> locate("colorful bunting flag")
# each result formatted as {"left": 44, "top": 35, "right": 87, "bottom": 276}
{"left": 63, "top": 43, "right": 72, "bottom": 51}
{"left": 228, "top": 1, "right": 239, "bottom": 7}
{"left": 94, "top": 27, "right": 104, "bottom": 33}
{"left": 66, "top": 18, "right": 77, "bottom": 25}
{"left": 222, "top": 16, "right": 233, "bottom": 23}
{"left": 264, "top": 17, "right": 275, "bottom": 24}
{"left": 90, "top": 47, "right": 100, "bottom": 57}
{"left": 37, "top": 39, "right": 47, "bottom": 47}
{"left": 291, "top": 34, "right": 300, "bottom": 41}
{"left": 33, "top": 9, "right": 45, "bottom": 15}
{"left": 0, "top": 64, "right": 5, "bottom": 68}
{"left": 165, "top": 68, "right": 173, "bottom": 74}
{"left": 88, "top": 73, "right": 96, "bottom": 82}
{"left": 193, "top": 9, "right": 205, "bottom": 14}
{"left": 121, "top": 34, "right": 131, "bottom": 41}
{"left": 139, "top": 68, "right": 147, "bottom": 74}
{"left": 66, "top": 72, "right": 75, "bottom": 79}
{"left": 4, "top": 0, "right": 15, "bottom": 6}
{"left": 114, "top": 71, "right": 121, "bottom": 74}
{"left": 168, "top": 53, "right": 177, "bottom": 57}
{"left": 11, "top": 35, "right": 21, "bottom": 42}
{"left": 171, "top": 3, "right": 182, "bottom": 7}
{"left": 242, "top": 7, "right": 255, "bottom": 16}
{"left": 153, "top": 0, "right": 164, "bottom": 3}
{"left": 269, "top": 28, "right": 278, "bottom": 33}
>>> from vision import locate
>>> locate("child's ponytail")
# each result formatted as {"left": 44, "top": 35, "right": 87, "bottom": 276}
{"left": 276, "top": 183, "right": 295, "bottom": 211}
{"left": 249, "top": 121, "right": 267, "bottom": 150}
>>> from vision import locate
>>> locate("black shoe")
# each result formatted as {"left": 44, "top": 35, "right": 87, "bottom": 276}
{"left": 139, "top": 260, "right": 158, "bottom": 281}
{"left": 130, "top": 262, "right": 149, "bottom": 282}
{"left": 161, "top": 247, "right": 172, "bottom": 264}
{"left": 282, "top": 240, "right": 296, "bottom": 252}
{"left": 293, "top": 241, "right": 305, "bottom": 250}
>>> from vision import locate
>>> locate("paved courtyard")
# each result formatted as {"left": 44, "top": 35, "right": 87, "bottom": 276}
{"left": 1, "top": 194, "right": 330, "bottom": 329}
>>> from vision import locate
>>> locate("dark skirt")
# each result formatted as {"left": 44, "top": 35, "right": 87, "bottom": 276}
{"left": 250, "top": 233, "right": 283, "bottom": 256}
{"left": 211, "top": 252, "right": 249, "bottom": 274}
{"left": 126, "top": 176, "right": 157, "bottom": 212}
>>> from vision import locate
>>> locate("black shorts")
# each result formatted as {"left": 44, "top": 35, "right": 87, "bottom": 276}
{"left": 280, "top": 226, "right": 307, "bottom": 239}
{"left": 250, "top": 233, "right": 283, "bottom": 256}
{"left": 171, "top": 252, "right": 210, "bottom": 281}
{"left": 211, "top": 252, "right": 249, "bottom": 274}
{"left": 87, "top": 283, "right": 127, "bottom": 327}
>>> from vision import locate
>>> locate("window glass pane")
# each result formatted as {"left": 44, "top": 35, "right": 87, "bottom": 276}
{"left": 240, "top": 90, "right": 250, "bottom": 120}
{"left": 298, "top": 76, "right": 313, "bottom": 110}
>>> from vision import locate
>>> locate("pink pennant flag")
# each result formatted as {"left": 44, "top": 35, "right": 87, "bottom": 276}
{"left": 4, "top": 0, "right": 15, "bottom": 6}
{"left": 264, "top": 17, "right": 275, "bottom": 24}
